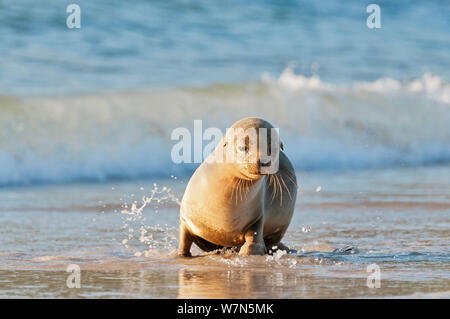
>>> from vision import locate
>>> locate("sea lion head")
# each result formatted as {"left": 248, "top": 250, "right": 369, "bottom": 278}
{"left": 219, "top": 117, "right": 282, "bottom": 180}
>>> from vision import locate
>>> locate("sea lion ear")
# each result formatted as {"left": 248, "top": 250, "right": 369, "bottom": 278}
{"left": 223, "top": 141, "right": 228, "bottom": 148}
{"left": 280, "top": 141, "right": 284, "bottom": 150}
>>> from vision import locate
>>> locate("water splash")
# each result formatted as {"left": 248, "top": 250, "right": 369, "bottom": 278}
{"left": 266, "top": 249, "right": 288, "bottom": 265}
{"left": 119, "top": 184, "right": 181, "bottom": 257}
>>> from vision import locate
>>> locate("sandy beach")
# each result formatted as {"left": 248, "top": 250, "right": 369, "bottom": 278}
{"left": 0, "top": 166, "right": 448, "bottom": 298}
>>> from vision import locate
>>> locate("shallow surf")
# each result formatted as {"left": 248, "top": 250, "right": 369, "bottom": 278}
{"left": 0, "top": 166, "right": 448, "bottom": 298}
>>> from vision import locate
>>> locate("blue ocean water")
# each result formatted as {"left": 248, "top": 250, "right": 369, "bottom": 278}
{"left": 0, "top": 0, "right": 449, "bottom": 95}
{"left": 0, "top": 0, "right": 449, "bottom": 186}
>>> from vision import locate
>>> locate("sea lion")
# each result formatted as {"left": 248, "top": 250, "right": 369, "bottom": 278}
{"left": 178, "top": 117, "right": 298, "bottom": 256}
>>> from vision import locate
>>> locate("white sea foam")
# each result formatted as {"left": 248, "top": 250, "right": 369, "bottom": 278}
{"left": 0, "top": 70, "right": 449, "bottom": 186}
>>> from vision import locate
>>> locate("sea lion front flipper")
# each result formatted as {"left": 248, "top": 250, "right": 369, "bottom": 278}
{"left": 178, "top": 221, "right": 194, "bottom": 257}
{"left": 239, "top": 219, "right": 267, "bottom": 256}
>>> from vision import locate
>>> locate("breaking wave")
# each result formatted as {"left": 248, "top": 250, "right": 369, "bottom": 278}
{"left": 1, "top": 69, "right": 449, "bottom": 186}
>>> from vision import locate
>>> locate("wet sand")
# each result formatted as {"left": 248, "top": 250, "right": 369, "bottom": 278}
{"left": 0, "top": 166, "right": 449, "bottom": 298}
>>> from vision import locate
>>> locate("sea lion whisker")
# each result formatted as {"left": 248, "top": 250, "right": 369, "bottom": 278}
{"left": 273, "top": 174, "right": 278, "bottom": 205}
{"left": 276, "top": 174, "right": 283, "bottom": 206}
{"left": 284, "top": 172, "right": 298, "bottom": 188}
{"left": 279, "top": 174, "right": 292, "bottom": 200}
{"left": 238, "top": 179, "right": 244, "bottom": 201}
{"left": 243, "top": 179, "right": 250, "bottom": 199}
{"left": 226, "top": 177, "right": 236, "bottom": 194}
{"left": 271, "top": 174, "right": 277, "bottom": 202}
{"left": 268, "top": 175, "right": 275, "bottom": 204}
{"left": 231, "top": 178, "right": 239, "bottom": 204}
{"left": 238, "top": 178, "right": 243, "bottom": 202}
{"left": 239, "top": 179, "right": 245, "bottom": 200}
